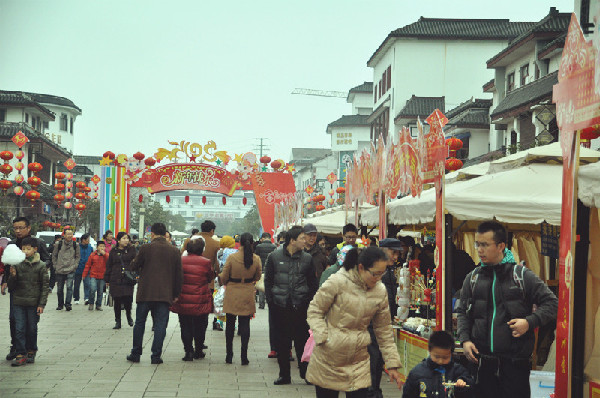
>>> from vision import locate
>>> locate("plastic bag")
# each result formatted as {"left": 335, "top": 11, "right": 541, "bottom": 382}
{"left": 301, "top": 329, "right": 315, "bottom": 363}
{"left": 213, "top": 285, "right": 226, "bottom": 317}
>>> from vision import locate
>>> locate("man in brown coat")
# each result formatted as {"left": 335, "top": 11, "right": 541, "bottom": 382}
{"left": 127, "top": 223, "right": 183, "bottom": 365}
{"left": 199, "top": 220, "right": 222, "bottom": 331}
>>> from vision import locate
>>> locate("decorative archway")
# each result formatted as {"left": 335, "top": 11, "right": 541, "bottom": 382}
{"left": 97, "top": 141, "right": 296, "bottom": 239}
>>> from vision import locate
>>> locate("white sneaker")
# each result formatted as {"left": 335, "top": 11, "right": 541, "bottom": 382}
{"left": 73, "top": 301, "right": 80, "bottom": 305}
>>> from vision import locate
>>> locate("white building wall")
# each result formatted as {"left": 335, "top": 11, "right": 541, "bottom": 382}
{"left": 469, "top": 129, "right": 491, "bottom": 158}
{"left": 330, "top": 125, "right": 371, "bottom": 151}
{"left": 40, "top": 104, "right": 79, "bottom": 154}
{"left": 351, "top": 92, "right": 374, "bottom": 115}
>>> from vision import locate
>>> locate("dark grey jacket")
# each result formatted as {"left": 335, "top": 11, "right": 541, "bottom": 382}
{"left": 456, "top": 260, "right": 558, "bottom": 359}
{"left": 264, "top": 246, "right": 317, "bottom": 308}
{"left": 255, "top": 241, "right": 277, "bottom": 273}
{"left": 7, "top": 253, "right": 49, "bottom": 307}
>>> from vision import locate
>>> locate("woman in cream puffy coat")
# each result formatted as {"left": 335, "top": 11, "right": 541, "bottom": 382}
{"left": 306, "top": 247, "right": 403, "bottom": 397}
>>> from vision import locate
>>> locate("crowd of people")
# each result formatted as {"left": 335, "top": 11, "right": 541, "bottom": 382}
{"left": 0, "top": 215, "right": 558, "bottom": 398}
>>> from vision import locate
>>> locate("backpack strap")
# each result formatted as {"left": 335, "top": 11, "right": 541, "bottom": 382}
{"left": 469, "top": 267, "right": 480, "bottom": 297}
{"left": 512, "top": 264, "right": 526, "bottom": 299}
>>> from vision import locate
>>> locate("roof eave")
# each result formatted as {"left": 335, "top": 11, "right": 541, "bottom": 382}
{"left": 490, "top": 93, "right": 553, "bottom": 121}
{"left": 487, "top": 32, "right": 559, "bottom": 68}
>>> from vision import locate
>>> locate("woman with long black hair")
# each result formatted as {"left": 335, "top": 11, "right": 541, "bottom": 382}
{"left": 218, "top": 232, "right": 262, "bottom": 365}
{"left": 104, "top": 232, "right": 136, "bottom": 329}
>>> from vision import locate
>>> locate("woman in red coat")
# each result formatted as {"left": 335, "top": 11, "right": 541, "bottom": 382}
{"left": 170, "top": 238, "right": 214, "bottom": 361}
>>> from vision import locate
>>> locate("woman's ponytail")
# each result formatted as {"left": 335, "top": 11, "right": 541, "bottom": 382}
{"left": 240, "top": 232, "right": 254, "bottom": 269}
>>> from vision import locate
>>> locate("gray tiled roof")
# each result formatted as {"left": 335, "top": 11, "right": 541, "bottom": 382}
{"left": 490, "top": 71, "right": 558, "bottom": 120}
{"left": 395, "top": 95, "right": 445, "bottom": 120}
{"left": 538, "top": 33, "right": 566, "bottom": 58}
{"left": 446, "top": 98, "right": 492, "bottom": 127}
{"left": 0, "top": 91, "right": 55, "bottom": 118}
{"left": 348, "top": 82, "right": 373, "bottom": 94}
{"left": 487, "top": 8, "right": 570, "bottom": 66}
{"left": 0, "top": 122, "right": 72, "bottom": 157}
{"left": 327, "top": 114, "right": 370, "bottom": 131}
{"left": 368, "top": 18, "right": 536, "bottom": 65}
{"left": 74, "top": 155, "right": 102, "bottom": 165}
{"left": 25, "top": 92, "right": 81, "bottom": 112}
{"left": 290, "top": 148, "right": 332, "bottom": 165}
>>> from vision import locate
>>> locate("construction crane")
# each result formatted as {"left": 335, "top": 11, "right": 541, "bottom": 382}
{"left": 291, "top": 88, "right": 347, "bottom": 98}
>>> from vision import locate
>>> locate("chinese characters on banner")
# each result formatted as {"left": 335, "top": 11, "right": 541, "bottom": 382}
{"left": 552, "top": 13, "right": 600, "bottom": 398}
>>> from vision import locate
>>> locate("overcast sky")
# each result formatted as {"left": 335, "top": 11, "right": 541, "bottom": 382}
{"left": 0, "top": 0, "right": 573, "bottom": 163}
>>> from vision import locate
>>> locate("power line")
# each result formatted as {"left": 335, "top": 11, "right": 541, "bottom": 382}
{"left": 253, "top": 138, "right": 271, "bottom": 157}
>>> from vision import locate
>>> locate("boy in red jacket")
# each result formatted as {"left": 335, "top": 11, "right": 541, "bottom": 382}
{"left": 82, "top": 241, "right": 108, "bottom": 311}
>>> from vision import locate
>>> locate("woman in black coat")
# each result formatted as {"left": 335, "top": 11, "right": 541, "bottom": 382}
{"left": 104, "top": 232, "right": 136, "bottom": 329}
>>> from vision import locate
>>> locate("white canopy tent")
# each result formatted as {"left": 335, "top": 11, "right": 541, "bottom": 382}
{"left": 300, "top": 204, "right": 374, "bottom": 235}
{"left": 362, "top": 164, "right": 564, "bottom": 226}
{"left": 578, "top": 161, "right": 600, "bottom": 208}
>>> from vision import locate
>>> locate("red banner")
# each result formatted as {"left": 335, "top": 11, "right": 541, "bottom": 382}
{"left": 250, "top": 172, "right": 297, "bottom": 236}
{"left": 132, "top": 163, "right": 242, "bottom": 195}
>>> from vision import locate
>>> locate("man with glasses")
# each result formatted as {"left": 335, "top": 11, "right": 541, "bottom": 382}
{"left": 327, "top": 223, "right": 363, "bottom": 266}
{"left": 456, "top": 221, "right": 558, "bottom": 398}
{"left": 1, "top": 217, "right": 50, "bottom": 361}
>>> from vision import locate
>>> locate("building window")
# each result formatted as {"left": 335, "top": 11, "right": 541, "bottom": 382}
{"left": 43, "top": 121, "right": 49, "bottom": 130}
{"left": 457, "top": 136, "right": 469, "bottom": 159}
{"left": 374, "top": 85, "right": 377, "bottom": 103}
{"left": 507, "top": 73, "right": 515, "bottom": 92}
{"left": 520, "top": 64, "right": 529, "bottom": 86}
{"left": 370, "top": 108, "right": 389, "bottom": 142}
{"left": 70, "top": 117, "right": 73, "bottom": 134}
{"left": 0, "top": 109, "right": 5, "bottom": 122}
{"left": 535, "top": 63, "right": 540, "bottom": 80}
{"left": 25, "top": 113, "right": 29, "bottom": 124}
{"left": 60, "top": 114, "right": 68, "bottom": 131}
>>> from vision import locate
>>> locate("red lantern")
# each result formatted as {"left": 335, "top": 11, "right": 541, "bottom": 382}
{"left": 84, "top": 186, "right": 91, "bottom": 193}
{"left": 28, "top": 162, "right": 42, "bottom": 173}
{"left": 144, "top": 157, "right": 156, "bottom": 167}
{"left": 25, "top": 190, "right": 40, "bottom": 202}
{"left": 54, "top": 183, "right": 65, "bottom": 191}
{"left": 242, "top": 197, "right": 247, "bottom": 205}
{"left": 75, "top": 181, "right": 87, "bottom": 190}
{"left": 15, "top": 174, "right": 24, "bottom": 184}
{"left": 27, "top": 176, "right": 41, "bottom": 188}
{"left": 0, "top": 151, "right": 13, "bottom": 161}
{"left": 202, "top": 196, "right": 207, "bottom": 205}
{"left": 185, "top": 195, "right": 190, "bottom": 203}
{"left": 316, "top": 204, "right": 325, "bottom": 211}
{"left": 15, "top": 162, "right": 24, "bottom": 171}
{"left": 75, "top": 203, "right": 86, "bottom": 213}
{"left": 222, "top": 197, "right": 226, "bottom": 205}
{"left": 580, "top": 125, "right": 600, "bottom": 148}
{"left": 445, "top": 137, "right": 463, "bottom": 152}
{"left": 0, "top": 163, "right": 13, "bottom": 176}
{"left": 166, "top": 195, "right": 170, "bottom": 203}
{"left": 0, "top": 179, "right": 12, "bottom": 192}
{"left": 336, "top": 187, "right": 346, "bottom": 194}
{"left": 55, "top": 172, "right": 66, "bottom": 181}
{"left": 64, "top": 202, "right": 72, "bottom": 209}
{"left": 75, "top": 192, "right": 86, "bottom": 200}
{"left": 270, "top": 160, "right": 282, "bottom": 170}
{"left": 15, "top": 151, "right": 24, "bottom": 160}
{"left": 260, "top": 156, "right": 271, "bottom": 164}
{"left": 13, "top": 186, "right": 24, "bottom": 196}
{"left": 138, "top": 194, "right": 143, "bottom": 203}
{"left": 54, "top": 193, "right": 65, "bottom": 203}
{"left": 445, "top": 158, "right": 463, "bottom": 172}
{"left": 103, "top": 151, "right": 116, "bottom": 160}
{"left": 133, "top": 152, "right": 145, "bottom": 161}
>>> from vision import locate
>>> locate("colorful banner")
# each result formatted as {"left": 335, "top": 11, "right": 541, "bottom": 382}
{"left": 590, "top": 380, "right": 600, "bottom": 398}
{"left": 338, "top": 151, "right": 353, "bottom": 187}
{"left": 99, "top": 166, "right": 129, "bottom": 238}
{"left": 131, "top": 163, "right": 242, "bottom": 195}
{"left": 250, "top": 172, "right": 297, "bottom": 236}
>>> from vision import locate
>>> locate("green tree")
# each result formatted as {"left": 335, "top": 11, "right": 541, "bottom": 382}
{"left": 77, "top": 200, "right": 100, "bottom": 238}
{"left": 221, "top": 206, "right": 262, "bottom": 238}
{"left": 130, "top": 195, "right": 187, "bottom": 235}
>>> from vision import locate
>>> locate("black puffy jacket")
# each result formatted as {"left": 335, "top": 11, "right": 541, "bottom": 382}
{"left": 264, "top": 246, "right": 317, "bottom": 308}
{"left": 255, "top": 241, "right": 276, "bottom": 273}
{"left": 456, "top": 255, "right": 558, "bottom": 359}
{"left": 381, "top": 266, "right": 399, "bottom": 321}
{"left": 402, "top": 357, "right": 473, "bottom": 398}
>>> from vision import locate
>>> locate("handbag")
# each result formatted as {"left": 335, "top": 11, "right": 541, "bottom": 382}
{"left": 119, "top": 252, "right": 138, "bottom": 286}
{"left": 255, "top": 274, "right": 265, "bottom": 292}
{"left": 104, "top": 286, "right": 114, "bottom": 307}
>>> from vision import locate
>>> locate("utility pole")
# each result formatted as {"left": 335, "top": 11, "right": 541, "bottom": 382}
{"left": 254, "top": 138, "right": 270, "bottom": 157}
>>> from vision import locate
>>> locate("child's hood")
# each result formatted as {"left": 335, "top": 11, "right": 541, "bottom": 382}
{"left": 24, "top": 252, "right": 41, "bottom": 265}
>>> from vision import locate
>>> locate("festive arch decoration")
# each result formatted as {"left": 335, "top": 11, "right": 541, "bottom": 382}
{"left": 99, "top": 140, "right": 297, "bottom": 238}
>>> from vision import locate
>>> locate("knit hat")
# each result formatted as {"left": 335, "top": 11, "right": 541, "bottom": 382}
{"left": 220, "top": 235, "right": 235, "bottom": 248}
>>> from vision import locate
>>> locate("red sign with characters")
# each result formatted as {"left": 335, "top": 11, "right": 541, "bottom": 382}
{"left": 132, "top": 163, "right": 242, "bottom": 195}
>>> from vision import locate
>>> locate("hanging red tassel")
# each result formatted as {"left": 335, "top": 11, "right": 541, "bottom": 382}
{"left": 222, "top": 197, "right": 226, "bottom": 205}
{"left": 243, "top": 197, "right": 247, "bottom": 205}
{"left": 202, "top": 196, "right": 206, "bottom": 205}
{"left": 185, "top": 195, "right": 190, "bottom": 203}
{"left": 166, "top": 195, "right": 170, "bottom": 203}
{"left": 138, "top": 194, "right": 143, "bottom": 203}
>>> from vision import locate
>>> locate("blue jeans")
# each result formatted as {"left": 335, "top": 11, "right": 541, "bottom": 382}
{"left": 88, "top": 278, "right": 105, "bottom": 307}
{"left": 55, "top": 272, "right": 74, "bottom": 307}
{"left": 73, "top": 274, "right": 90, "bottom": 302}
{"left": 12, "top": 305, "right": 39, "bottom": 355}
{"left": 131, "top": 302, "right": 169, "bottom": 360}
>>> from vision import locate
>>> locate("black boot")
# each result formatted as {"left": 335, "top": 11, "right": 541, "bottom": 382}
{"left": 113, "top": 321, "right": 121, "bottom": 329}
{"left": 182, "top": 352, "right": 194, "bottom": 361}
{"left": 126, "top": 312, "right": 133, "bottom": 327}
{"left": 194, "top": 348, "right": 205, "bottom": 359}
{"left": 225, "top": 339, "right": 233, "bottom": 364}
{"left": 5, "top": 346, "right": 17, "bottom": 361}
{"left": 241, "top": 336, "right": 249, "bottom": 365}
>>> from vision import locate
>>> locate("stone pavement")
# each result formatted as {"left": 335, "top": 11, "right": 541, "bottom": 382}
{"left": 0, "top": 292, "right": 402, "bottom": 397}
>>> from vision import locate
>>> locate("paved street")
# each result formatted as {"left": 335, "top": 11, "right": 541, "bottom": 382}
{"left": 0, "top": 292, "right": 401, "bottom": 397}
